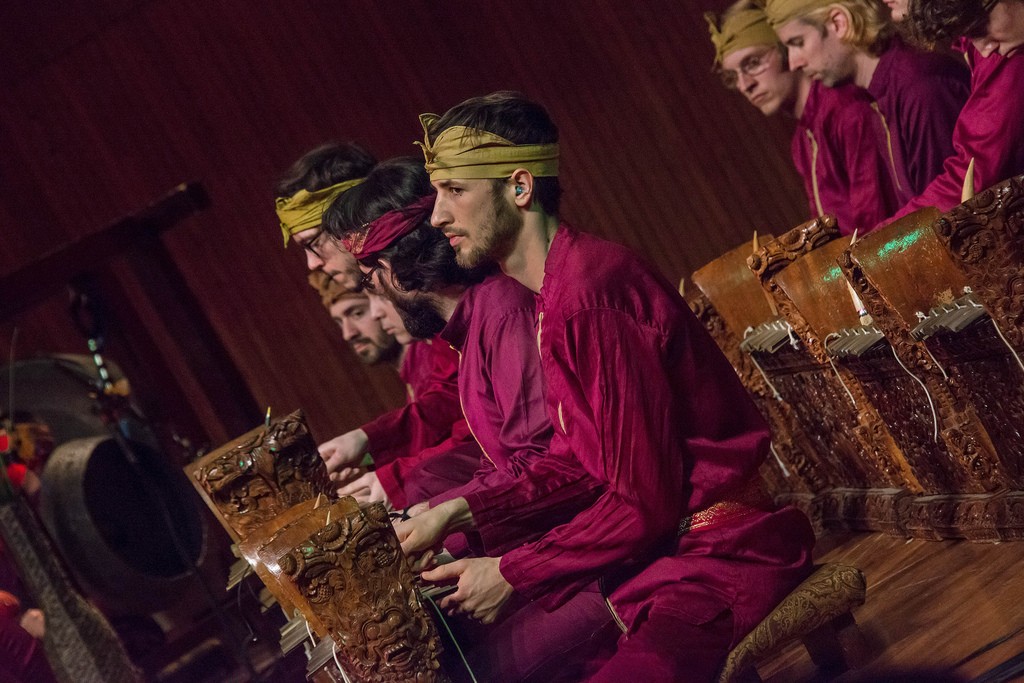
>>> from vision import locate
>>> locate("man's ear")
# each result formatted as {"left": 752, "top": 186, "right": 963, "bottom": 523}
{"left": 828, "top": 6, "right": 851, "bottom": 40}
{"left": 509, "top": 168, "right": 536, "bottom": 208}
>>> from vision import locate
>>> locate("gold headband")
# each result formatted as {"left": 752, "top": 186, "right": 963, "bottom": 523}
{"left": 762, "top": 0, "right": 833, "bottom": 29}
{"left": 416, "top": 113, "right": 559, "bottom": 181}
{"left": 705, "top": 8, "right": 779, "bottom": 65}
{"left": 274, "top": 177, "right": 365, "bottom": 246}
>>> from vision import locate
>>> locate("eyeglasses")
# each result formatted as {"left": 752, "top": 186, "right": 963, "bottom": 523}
{"left": 720, "top": 47, "right": 777, "bottom": 89}
{"left": 358, "top": 266, "right": 379, "bottom": 293}
{"left": 297, "top": 228, "right": 332, "bottom": 258}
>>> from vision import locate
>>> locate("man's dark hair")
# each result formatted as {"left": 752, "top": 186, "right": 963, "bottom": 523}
{"left": 274, "top": 142, "right": 377, "bottom": 197}
{"left": 322, "top": 157, "right": 491, "bottom": 293}
{"left": 427, "top": 91, "right": 563, "bottom": 215}
{"left": 907, "top": 0, "right": 996, "bottom": 43}
{"left": 380, "top": 225, "right": 493, "bottom": 294}
{"left": 322, "top": 157, "right": 432, "bottom": 241}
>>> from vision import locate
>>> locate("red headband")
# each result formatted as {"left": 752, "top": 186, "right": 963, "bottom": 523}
{"left": 344, "top": 194, "right": 436, "bottom": 260}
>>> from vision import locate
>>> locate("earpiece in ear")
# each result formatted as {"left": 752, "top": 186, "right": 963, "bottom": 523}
{"left": 515, "top": 186, "right": 524, "bottom": 196}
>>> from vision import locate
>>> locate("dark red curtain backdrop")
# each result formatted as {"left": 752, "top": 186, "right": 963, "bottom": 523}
{"left": 0, "top": 0, "right": 805, "bottom": 446}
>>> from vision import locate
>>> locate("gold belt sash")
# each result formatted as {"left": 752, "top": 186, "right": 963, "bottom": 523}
{"left": 678, "top": 478, "right": 772, "bottom": 536}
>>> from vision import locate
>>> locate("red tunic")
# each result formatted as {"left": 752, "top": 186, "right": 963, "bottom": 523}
{"left": 464, "top": 225, "right": 814, "bottom": 653}
{"left": 868, "top": 37, "right": 970, "bottom": 201}
{"left": 892, "top": 40, "right": 1024, "bottom": 219}
{"left": 362, "top": 338, "right": 479, "bottom": 508}
{"left": 792, "top": 81, "right": 901, "bottom": 234}
{"left": 430, "top": 274, "right": 553, "bottom": 506}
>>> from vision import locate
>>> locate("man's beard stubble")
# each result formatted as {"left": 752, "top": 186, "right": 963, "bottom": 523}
{"left": 393, "top": 293, "right": 448, "bottom": 340}
{"left": 455, "top": 187, "right": 524, "bottom": 269}
{"left": 348, "top": 331, "right": 401, "bottom": 366}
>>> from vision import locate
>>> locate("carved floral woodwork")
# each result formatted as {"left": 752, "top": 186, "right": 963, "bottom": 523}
{"left": 747, "top": 215, "right": 840, "bottom": 365}
{"left": 683, "top": 182, "right": 1024, "bottom": 538}
{"left": 236, "top": 498, "right": 322, "bottom": 619}
{"left": 840, "top": 249, "right": 1009, "bottom": 494}
{"left": 929, "top": 323, "right": 1024, "bottom": 486}
{"left": 777, "top": 489, "right": 1024, "bottom": 541}
{"left": 752, "top": 347, "right": 880, "bottom": 489}
{"left": 933, "top": 174, "right": 1024, "bottom": 350}
{"left": 187, "top": 410, "right": 332, "bottom": 541}
{"left": 748, "top": 217, "right": 920, "bottom": 492}
{"left": 280, "top": 502, "right": 446, "bottom": 683}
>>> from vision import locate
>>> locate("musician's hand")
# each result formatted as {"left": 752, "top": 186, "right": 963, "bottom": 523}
{"left": 422, "top": 557, "right": 513, "bottom": 624}
{"left": 318, "top": 429, "right": 369, "bottom": 474}
{"left": 394, "top": 507, "right": 451, "bottom": 571}
{"left": 406, "top": 501, "right": 430, "bottom": 517}
{"left": 336, "top": 471, "right": 390, "bottom": 508}
{"left": 329, "top": 466, "right": 359, "bottom": 484}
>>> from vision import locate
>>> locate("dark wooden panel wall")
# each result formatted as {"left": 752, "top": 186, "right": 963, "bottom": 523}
{"left": 0, "top": 0, "right": 806, "bottom": 447}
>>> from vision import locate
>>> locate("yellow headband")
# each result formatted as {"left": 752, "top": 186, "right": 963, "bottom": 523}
{"left": 416, "top": 113, "right": 559, "bottom": 181}
{"left": 274, "top": 177, "right": 365, "bottom": 247}
{"left": 762, "top": 0, "right": 833, "bottom": 29}
{"left": 705, "top": 9, "right": 779, "bottom": 65}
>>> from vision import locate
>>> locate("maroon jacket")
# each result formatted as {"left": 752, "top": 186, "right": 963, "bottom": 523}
{"left": 893, "top": 40, "right": 1024, "bottom": 219}
{"left": 429, "top": 273, "right": 554, "bottom": 508}
{"left": 792, "top": 80, "right": 901, "bottom": 234}
{"left": 868, "top": 37, "right": 970, "bottom": 202}
{"left": 363, "top": 338, "right": 478, "bottom": 508}
{"left": 465, "top": 225, "right": 814, "bottom": 642}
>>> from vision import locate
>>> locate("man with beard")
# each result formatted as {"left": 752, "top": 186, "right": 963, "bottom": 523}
{"left": 708, "top": 0, "right": 900, "bottom": 233}
{"left": 324, "top": 157, "right": 616, "bottom": 682}
{"left": 891, "top": 0, "right": 1024, "bottom": 218}
{"left": 394, "top": 92, "right": 816, "bottom": 681}
{"left": 765, "top": 0, "right": 969, "bottom": 203}
{"left": 276, "top": 145, "right": 471, "bottom": 510}
{"left": 308, "top": 270, "right": 401, "bottom": 366}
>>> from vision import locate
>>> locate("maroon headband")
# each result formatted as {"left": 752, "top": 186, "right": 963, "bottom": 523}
{"left": 344, "top": 194, "right": 436, "bottom": 260}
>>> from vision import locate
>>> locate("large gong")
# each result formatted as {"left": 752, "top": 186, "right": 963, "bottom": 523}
{"left": 40, "top": 436, "right": 206, "bottom": 613}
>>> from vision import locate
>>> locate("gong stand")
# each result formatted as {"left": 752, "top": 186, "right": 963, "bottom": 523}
{"left": 0, "top": 183, "right": 264, "bottom": 680}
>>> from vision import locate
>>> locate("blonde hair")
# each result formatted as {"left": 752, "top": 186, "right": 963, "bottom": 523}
{"left": 801, "top": 0, "right": 895, "bottom": 54}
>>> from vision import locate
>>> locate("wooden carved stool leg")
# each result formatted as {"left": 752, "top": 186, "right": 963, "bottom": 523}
{"left": 801, "top": 612, "right": 870, "bottom": 674}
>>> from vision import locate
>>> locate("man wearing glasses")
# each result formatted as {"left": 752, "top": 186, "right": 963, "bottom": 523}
{"left": 708, "top": 0, "right": 900, "bottom": 233}
{"left": 275, "top": 144, "right": 476, "bottom": 510}
{"left": 765, "top": 0, "right": 970, "bottom": 205}
{"left": 890, "top": 0, "right": 1024, "bottom": 218}
{"left": 275, "top": 142, "right": 377, "bottom": 289}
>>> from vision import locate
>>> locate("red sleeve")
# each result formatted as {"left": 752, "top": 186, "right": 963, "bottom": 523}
{"left": 463, "top": 445, "right": 606, "bottom": 557}
{"left": 361, "top": 341, "right": 463, "bottom": 465}
{"left": 374, "top": 419, "right": 475, "bottom": 508}
{"left": 471, "top": 310, "right": 687, "bottom": 610}
{"left": 431, "top": 307, "right": 554, "bottom": 509}
{"left": 893, "top": 50, "right": 1024, "bottom": 219}
{"left": 898, "top": 67, "right": 967, "bottom": 194}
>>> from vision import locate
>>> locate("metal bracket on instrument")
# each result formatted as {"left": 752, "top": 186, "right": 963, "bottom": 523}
{"left": 280, "top": 612, "right": 312, "bottom": 654}
{"left": 911, "top": 292, "right": 987, "bottom": 341}
{"left": 226, "top": 558, "right": 251, "bottom": 591}
{"left": 826, "top": 325, "right": 886, "bottom": 358}
{"left": 740, "top": 318, "right": 797, "bottom": 354}
{"left": 306, "top": 635, "right": 342, "bottom": 678}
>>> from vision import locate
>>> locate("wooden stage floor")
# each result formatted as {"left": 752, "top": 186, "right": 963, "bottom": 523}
{"left": 759, "top": 532, "right": 1024, "bottom": 682}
